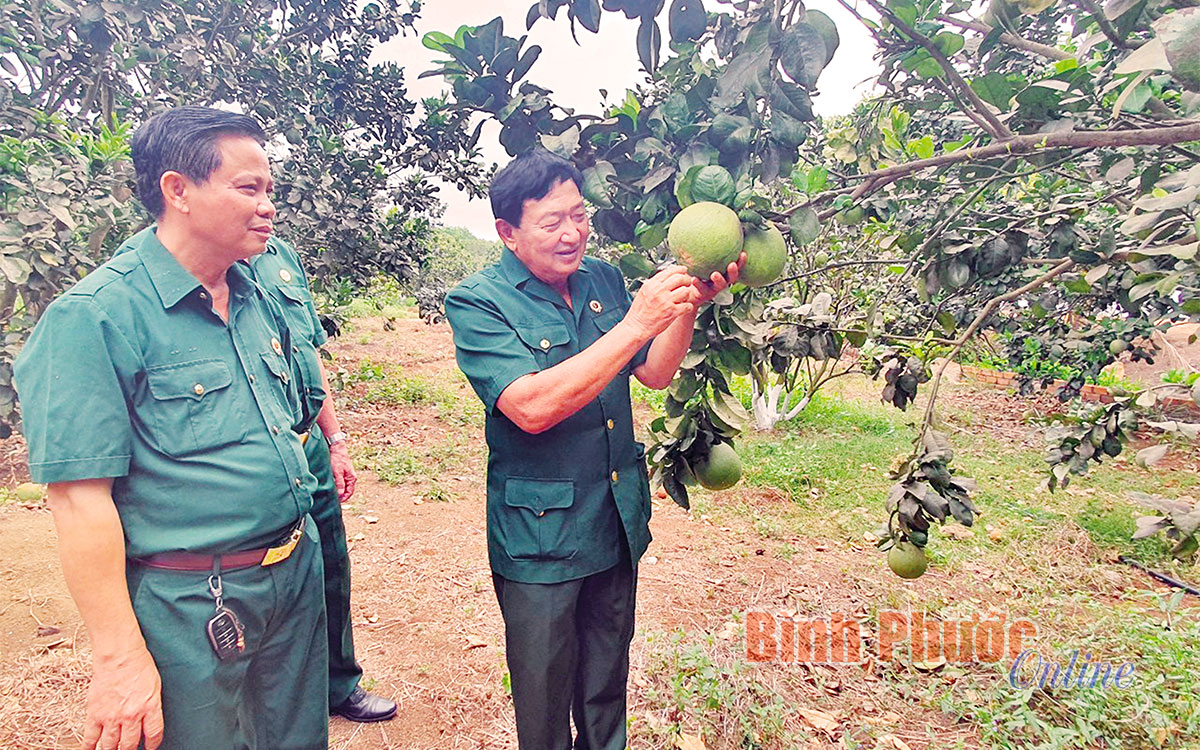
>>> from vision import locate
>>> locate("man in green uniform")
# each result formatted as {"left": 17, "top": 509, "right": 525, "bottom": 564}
{"left": 15, "top": 106, "right": 328, "bottom": 750}
{"left": 445, "top": 149, "right": 741, "bottom": 750}
{"left": 249, "top": 238, "right": 398, "bottom": 722}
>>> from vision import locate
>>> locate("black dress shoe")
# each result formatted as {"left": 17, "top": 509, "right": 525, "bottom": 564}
{"left": 331, "top": 686, "right": 398, "bottom": 722}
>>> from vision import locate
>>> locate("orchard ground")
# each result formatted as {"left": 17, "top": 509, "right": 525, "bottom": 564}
{"left": 1, "top": 303, "right": 1198, "bottom": 750}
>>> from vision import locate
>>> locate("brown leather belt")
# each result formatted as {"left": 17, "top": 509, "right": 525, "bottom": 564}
{"left": 134, "top": 519, "right": 306, "bottom": 572}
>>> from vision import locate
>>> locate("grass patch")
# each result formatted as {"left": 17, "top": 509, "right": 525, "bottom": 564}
{"left": 635, "top": 629, "right": 794, "bottom": 749}
{"left": 933, "top": 593, "right": 1200, "bottom": 750}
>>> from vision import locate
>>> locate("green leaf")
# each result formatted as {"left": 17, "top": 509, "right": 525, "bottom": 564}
{"left": 888, "top": 0, "right": 918, "bottom": 28}
{"left": 906, "top": 135, "right": 934, "bottom": 159}
{"left": 690, "top": 165, "right": 736, "bottom": 205}
{"left": 635, "top": 220, "right": 668, "bottom": 249}
{"left": 539, "top": 126, "right": 580, "bottom": 158}
{"left": 421, "top": 31, "right": 454, "bottom": 52}
{"left": 1154, "top": 7, "right": 1200, "bottom": 89}
{"left": 970, "top": 72, "right": 1014, "bottom": 111}
{"left": 571, "top": 0, "right": 601, "bottom": 33}
{"left": 619, "top": 252, "right": 656, "bottom": 279}
{"left": 804, "top": 10, "right": 840, "bottom": 66}
{"left": 582, "top": 162, "right": 615, "bottom": 208}
{"left": 668, "top": 0, "right": 707, "bottom": 43}
{"left": 807, "top": 166, "right": 828, "bottom": 194}
{"left": 778, "top": 22, "right": 828, "bottom": 88}
{"left": 788, "top": 207, "right": 820, "bottom": 245}
{"left": 636, "top": 17, "right": 661, "bottom": 74}
{"left": 512, "top": 44, "right": 542, "bottom": 82}
{"left": 936, "top": 311, "right": 957, "bottom": 335}
{"left": 932, "top": 31, "right": 964, "bottom": 56}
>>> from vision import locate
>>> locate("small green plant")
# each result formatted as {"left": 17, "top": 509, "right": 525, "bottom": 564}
{"left": 1161, "top": 369, "right": 1199, "bottom": 387}
{"left": 365, "top": 376, "right": 430, "bottom": 406}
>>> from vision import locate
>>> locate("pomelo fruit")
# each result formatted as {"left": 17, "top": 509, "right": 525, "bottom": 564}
{"left": 693, "top": 442, "right": 743, "bottom": 490}
{"left": 887, "top": 540, "right": 928, "bottom": 579}
{"left": 740, "top": 224, "right": 788, "bottom": 288}
{"left": 668, "top": 202, "right": 744, "bottom": 279}
{"left": 14, "top": 483, "right": 44, "bottom": 503}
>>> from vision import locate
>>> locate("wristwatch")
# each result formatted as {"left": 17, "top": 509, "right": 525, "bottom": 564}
{"left": 325, "top": 431, "right": 347, "bottom": 446}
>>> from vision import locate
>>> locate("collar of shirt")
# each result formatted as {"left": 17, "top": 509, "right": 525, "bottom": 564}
{"left": 498, "top": 248, "right": 594, "bottom": 313}
{"left": 138, "top": 228, "right": 256, "bottom": 309}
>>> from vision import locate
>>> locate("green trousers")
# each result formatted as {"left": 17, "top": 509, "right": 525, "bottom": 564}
{"left": 305, "top": 431, "right": 364, "bottom": 707}
{"left": 492, "top": 547, "right": 637, "bottom": 750}
{"left": 126, "top": 517, "right": 328, "bottom": 749}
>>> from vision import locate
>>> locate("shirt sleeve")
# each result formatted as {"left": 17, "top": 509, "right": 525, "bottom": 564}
{"left": 444, "top": 284, "right": 540, "bottom": 415}
{"left": 14, "top": 297, "right": 138, "bottom": 483}
{"left": 615, "top": 267, "right": 653, "bottom": 370}
{"left": 277, "top": 240, "right": 327, "bottom": 348}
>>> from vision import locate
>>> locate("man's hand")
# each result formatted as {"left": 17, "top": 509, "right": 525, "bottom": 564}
{"left": 329, "top": 442, "right": 358, "bottom": 502}
{"left": 624, "top": 265, "right": 701, "bottom": 340}
{"left": 84, "top": 646, "right": 163, "bottom": 750}
{"left": 690, "top": 252, "right": 746, "bottom": 305}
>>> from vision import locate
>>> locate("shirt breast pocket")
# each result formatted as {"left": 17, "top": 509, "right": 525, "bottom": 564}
{"left": 143, "top": 359, "right": 247, "bottom": 456}
{"left": 512, "top": 322, "right": 572, "bottom": 369}
{"left": 274, "top": 283, "right": 315, "bottom": 342}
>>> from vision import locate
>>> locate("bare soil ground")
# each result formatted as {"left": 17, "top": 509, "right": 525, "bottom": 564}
{"left": 1, "top": 317, "right": 1195, "bottom": 749}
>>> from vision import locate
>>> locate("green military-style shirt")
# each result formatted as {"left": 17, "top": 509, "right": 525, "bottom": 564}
{"left": 248, "top": 237, "right": 327, "bottom": 435}
{"left": 15, "top": 228, "right": 317, "bottom": 557}
{"left": 445, "top": 250, "right": 653, "bottom": 584}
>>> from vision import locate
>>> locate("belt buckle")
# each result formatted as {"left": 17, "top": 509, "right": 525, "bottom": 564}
{"left": 260, "top": 524, "right": 304, "bottom": 567}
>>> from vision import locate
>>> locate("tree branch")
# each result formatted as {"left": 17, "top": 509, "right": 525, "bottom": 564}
{"left": 936, "top": 15, "right": 1072, "bottom": 62}
{"left": 1075, "top": 0, "right": 1132, "bottom": 50}
{"left": 861, "top": 0, "right": 1014, "bottom": 139}
{"left": 801, "top": 121, "right": 1200, "bottom": 207}
{"left": 918, "top": 258, "right": 1076, "bottom": 442}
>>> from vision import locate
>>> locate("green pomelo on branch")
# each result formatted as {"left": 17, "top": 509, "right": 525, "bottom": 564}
{"left": 14, "top": 483, "right": 45, "bottom": 503}
{"left": 740, "top": 224, "right": 788, "bottom": 287}
{"left": 668, "top": 202, "right": 745, "bottom": 278}
{"left": 693, "top": 441, "right": 743, "bottom": 490}
{"left": 887, "top": 540, "right": 928, "bottom": 579}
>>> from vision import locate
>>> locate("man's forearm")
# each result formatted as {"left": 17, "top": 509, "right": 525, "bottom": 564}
{"left": 635, "top": 308, "right": 697, "bottom": 389}
{"left": 497, "top": 319, "right": 652, "bottom": 434}
{"left": 46, "top": 479, "right": 146, "bottom": 658}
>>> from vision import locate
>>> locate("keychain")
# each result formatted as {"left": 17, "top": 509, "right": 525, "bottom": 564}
{"left": 206, "top": 567, "right": 246, "bottom": 661}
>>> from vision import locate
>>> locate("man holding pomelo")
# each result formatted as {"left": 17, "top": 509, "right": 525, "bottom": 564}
{"left": 445, "top": 149, "right": 741, "bottom": 750}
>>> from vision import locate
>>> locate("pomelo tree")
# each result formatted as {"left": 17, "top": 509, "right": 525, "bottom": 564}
{"left": 0, "top": 0, "right": 489, "bottom": 436}
{"left": 426, "top": 0, "right": 1199, "bottom": 550}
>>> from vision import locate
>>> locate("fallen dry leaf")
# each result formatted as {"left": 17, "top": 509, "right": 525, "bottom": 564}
{"left": 879, "top": 735, "right": 912, "bottom": 750}
{"left": 797, "top": 706, "right": 839, "bottom": 734}
{"left": 361, "top": 515, "right": 379, "bottom": 524}
{"left": 676, "top": 732, "right": 707, "bottom": 750}
{"left": 464, "top": 634, "right": 488, "bottom": 650}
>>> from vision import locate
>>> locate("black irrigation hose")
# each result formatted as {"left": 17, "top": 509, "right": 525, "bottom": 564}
{"left": 1118, "top": 556, "right": 1200, "bottom": 598}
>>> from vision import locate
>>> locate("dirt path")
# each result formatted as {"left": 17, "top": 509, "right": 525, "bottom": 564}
{"left": 5, "top": 316, "right": 1191, "bottom": 749}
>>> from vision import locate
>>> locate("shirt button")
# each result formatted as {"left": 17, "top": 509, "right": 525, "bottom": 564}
{"left": 294, "top": 478, "right": 302, "bottom": 487}
{"left": 193, "top": 383, "right": 205, "bottom": 396}
{"left": 249, "top": 374, "right": 256, "bottom": 383}
{"left": 272, "top": 425, "right": 280, "bottom": 434}
{"left": 537, "top": 511, "right": 545, "bottom": 517}
{"left": 540, "top": 338, "right": 550, "bottom": 350}
{"left": 292, "top": 344, "right": 299, "bottom": 353}
{"left": 199, "top": 292, "right": 208, "bottom": 300}
{"left": 611, "top": 470, "right": 619, "bottom": 483}
{"left": 606, "top": 419, "right": 615, "bottom": 430}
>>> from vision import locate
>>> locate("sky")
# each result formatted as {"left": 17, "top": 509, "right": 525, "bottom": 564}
{"left": 375, "top": 0, "right": 881, "bottom": 239}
